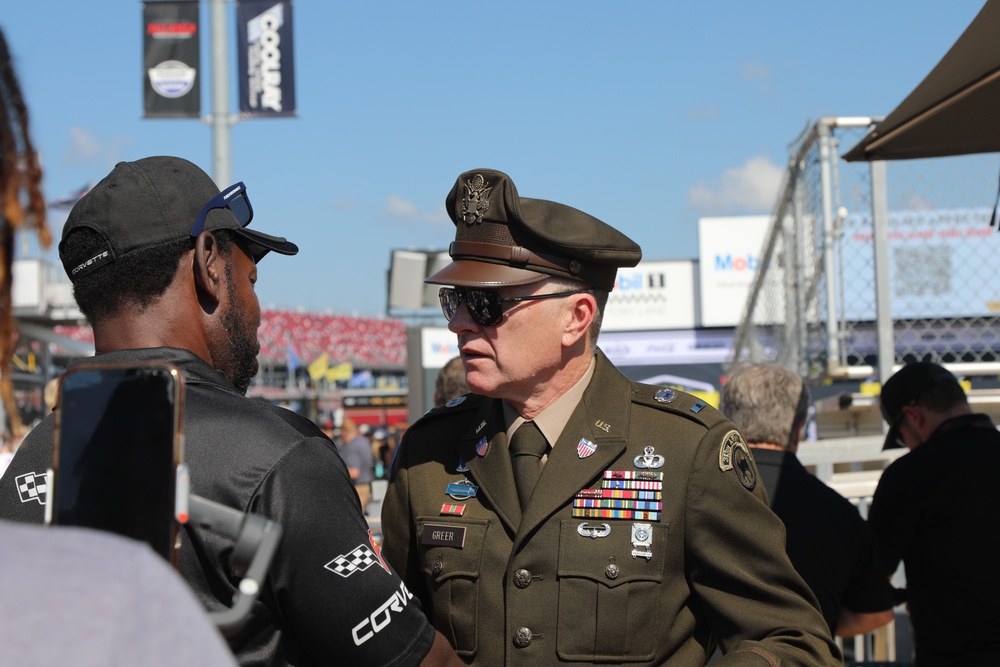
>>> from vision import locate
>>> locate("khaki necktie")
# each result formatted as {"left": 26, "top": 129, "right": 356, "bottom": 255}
{"left": 510, "top": 422, "right": 548, "bottom": 510}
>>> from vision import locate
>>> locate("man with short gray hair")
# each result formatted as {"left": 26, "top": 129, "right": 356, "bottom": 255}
{"left": 721, "top": 362, "right": 894, "bottom": 637}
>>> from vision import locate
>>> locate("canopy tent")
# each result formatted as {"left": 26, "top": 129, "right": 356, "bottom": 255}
{"left": 844, "top": 1, "right": 1000, "bottom": 161}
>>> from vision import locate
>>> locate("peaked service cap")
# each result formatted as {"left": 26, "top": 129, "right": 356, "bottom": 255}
{"left": 426, "top": 168, "right": 642, "bottom": 291}
{"left": 59, "top": 156, "right": 297, "bottom": 282}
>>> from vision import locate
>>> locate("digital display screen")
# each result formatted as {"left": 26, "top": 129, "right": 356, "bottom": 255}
{"left": 53, "top": 365, "right": 180, "bottom": 561}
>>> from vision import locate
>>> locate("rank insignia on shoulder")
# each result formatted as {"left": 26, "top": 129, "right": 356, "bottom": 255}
{"left": 718, "top": 430, "right": 756, "bottom": 491}
{"left": 445, "top": 396, "right": 467, "bottom": 408}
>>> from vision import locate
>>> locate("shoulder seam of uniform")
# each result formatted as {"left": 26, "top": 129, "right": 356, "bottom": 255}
{"left": 628, "top": 381, "right": 727, "bottom": 429}
{"left": 412, "top": 393, "right": 486, "bottom": 427}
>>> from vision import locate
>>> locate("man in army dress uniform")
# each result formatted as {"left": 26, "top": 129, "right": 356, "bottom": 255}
{"left": 381, "top": 169, "right": 840, "bottom": 666}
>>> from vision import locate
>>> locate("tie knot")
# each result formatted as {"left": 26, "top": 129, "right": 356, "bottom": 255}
{"left": 510, "top": 422, "right": 548, "bottom": 459}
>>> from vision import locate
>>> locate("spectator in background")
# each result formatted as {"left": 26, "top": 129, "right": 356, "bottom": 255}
{"left": 870, "top": 362, "right": 1000, "bottom": 666}
{"left": 433, "top": 356, "right": 468, "bottom": 407}
{"left": 338, "top": 418, "right": 374, "bottom": 512}
{"left": 371, "top": 427, "right": 393, "bottom": 480}
{"left": 720, "top": 362, "right": 895, "bottom": 637}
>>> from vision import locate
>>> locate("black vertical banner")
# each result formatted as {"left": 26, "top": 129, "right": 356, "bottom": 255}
{"left": 143, "top": 1, "right": 200, "bottom": 118}
{"left": 237, "top": 0, "right": 297, "bottom": 118}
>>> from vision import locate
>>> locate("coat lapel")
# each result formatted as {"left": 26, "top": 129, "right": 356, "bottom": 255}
{"left": 459, "top": 399, "right": 522, "bottom": 533}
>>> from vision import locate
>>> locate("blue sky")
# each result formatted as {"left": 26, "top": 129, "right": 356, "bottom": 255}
{"left": 1, "top": 1, "right": 986, "bottom": 316}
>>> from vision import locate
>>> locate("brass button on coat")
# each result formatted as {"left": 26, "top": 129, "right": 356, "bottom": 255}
{"left": 513, "top": 568, "right": 532, "bottom": 589}
{"left": 513, "top": 627, "right": 533, "bottom": 648}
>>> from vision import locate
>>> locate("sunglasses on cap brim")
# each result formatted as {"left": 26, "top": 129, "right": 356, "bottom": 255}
{"left": 439, "top": 287, "right": 592, "bottom": 327}
{"left": 190, "top": 182, "right": 253, "bottom": 237}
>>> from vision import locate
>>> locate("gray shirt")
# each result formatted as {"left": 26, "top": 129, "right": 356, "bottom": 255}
{"left": 0, "top": 520, "right": 238, "bottom": 667}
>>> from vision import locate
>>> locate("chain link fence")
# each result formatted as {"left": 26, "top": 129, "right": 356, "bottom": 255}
{"left": 732, "top": 117, "right": 1000, "bottom": 383}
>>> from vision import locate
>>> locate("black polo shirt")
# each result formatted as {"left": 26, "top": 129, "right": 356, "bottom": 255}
{"left": 868, "top": 414, "right": 1000, "bottom": 666}
{"left": 0, "top": 347, "right": 435, "bottom": 667}
{"left": 752, "top": 447, "right": 894, "bottom": 635}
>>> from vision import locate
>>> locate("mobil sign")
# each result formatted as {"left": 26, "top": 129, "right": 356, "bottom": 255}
{"left": 698, "top": 216, "right": 770, "bottom": 327}
{"left": 603, "top": 260, "right": 696, "bottom": 331}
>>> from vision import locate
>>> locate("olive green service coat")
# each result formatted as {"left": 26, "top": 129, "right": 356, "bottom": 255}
{"left": 382, "top": 352, "right": 839, "bottom": 666}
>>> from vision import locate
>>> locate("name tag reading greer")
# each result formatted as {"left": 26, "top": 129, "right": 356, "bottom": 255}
{"left": 420, "top": 524, "right": 467, "bottom": 548}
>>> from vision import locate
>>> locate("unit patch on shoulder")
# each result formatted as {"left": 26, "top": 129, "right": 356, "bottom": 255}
{"left": 718, "top": 430, "right": 756, "bottom": 491}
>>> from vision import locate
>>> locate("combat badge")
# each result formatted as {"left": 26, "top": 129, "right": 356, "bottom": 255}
{"left": 446, "top": 479, "right": 479, "bottom": 500}
{"left": 718, "top": 430, "right": 757, "bottom": 491}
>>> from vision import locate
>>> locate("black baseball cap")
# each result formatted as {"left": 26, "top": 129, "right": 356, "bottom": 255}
{"left": 426, "top": 169, "right": 642, "bottom": 291}
{"left": 59, "top": 156, "right": 297, "bottom": 281}
{"left": 880, "top": 362, "right": 962, "bottom": 450}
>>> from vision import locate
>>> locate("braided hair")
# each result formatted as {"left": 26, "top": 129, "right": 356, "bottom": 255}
{"left": 0, "top": 29, "right": 51, "bottom": 436}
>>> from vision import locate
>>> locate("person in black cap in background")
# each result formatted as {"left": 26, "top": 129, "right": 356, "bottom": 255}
{"left": 381, "top": 168, "right": 840, "bottom": 666}
{"left": 869, "top": 362, "right": 1000, "bottom": 666}
{"left": 720, "top": 363, "right": 894, "bottom": 638}
{"left": 0, "top": 156, "right": 461, "bottom": 667}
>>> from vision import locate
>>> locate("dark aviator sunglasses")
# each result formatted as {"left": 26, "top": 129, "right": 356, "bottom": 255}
{"left": 439, "top": 286, "right": 592, "bottom": 327}
{"left": 190, "top": 182, "right": 254, "bottom": 237}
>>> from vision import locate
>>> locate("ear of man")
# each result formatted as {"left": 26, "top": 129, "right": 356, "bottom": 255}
{"left": 560, "top": 292, "right": 597, "bottom": 349}
{"left": 193, "top": 232, "right": 226, "bottom": 311}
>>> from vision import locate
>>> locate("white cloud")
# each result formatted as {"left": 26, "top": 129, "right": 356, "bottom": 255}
{"left": 688, "top": 156, "right": 784, "bottom": 215}
{"left": 67, "top": 126, "right": 102, "bottom": 162}
{"left": 741, "top": 57, "right": 773, "bottom": 82}
{"left": 384, "top": 194, "right": 448, "bottom": 224}
{"left": 62, "top": 126, "right": 132, "bottom": 167}
{"left": 685, "top": 105, "right": 721, "bottom": 121}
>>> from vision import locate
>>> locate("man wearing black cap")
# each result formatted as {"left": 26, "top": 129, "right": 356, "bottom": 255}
{"left": 382, "top": 169, "right": 839, "bottom": 666}
{"left": 869, "top": 362, "right": 1000, "bottom": 666}
{"left": 0, "top": 157, "right": 460, "bottom": 667}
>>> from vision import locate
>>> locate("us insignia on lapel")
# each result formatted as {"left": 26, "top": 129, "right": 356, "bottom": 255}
{"left": 577, "top": 437, "right": 597, "bottom": 458}
{"left": 475, "top": 436, "right": 489, "bottom": 457}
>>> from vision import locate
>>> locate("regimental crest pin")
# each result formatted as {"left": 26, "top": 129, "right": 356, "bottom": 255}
{"left": 577, "top": 437, "right": 597, "bottom": 459}
{"left": 475, "top": 436, "right": 489, "bottom": 457}
{"left": 461, "top": 174, "right": 491, "bottom": 226}
{"left": 718, "top": 430, "right": 756, "bottom": 492}
{"left": 456, "top": 457, "right": 470, "bottom": 473}
{"left": 634, "top": 446, "right": 665, "bottom": 469}
{"left": 445, "top": 396, "right": 466, "bottom": 408}
{"left": 654, "top": 388, "right": 676, "bottom": 403}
